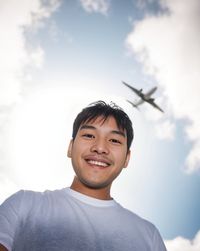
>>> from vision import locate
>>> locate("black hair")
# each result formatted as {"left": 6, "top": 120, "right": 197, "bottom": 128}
{"left": 72, "top": 101, "right": 134, "bottom": 150}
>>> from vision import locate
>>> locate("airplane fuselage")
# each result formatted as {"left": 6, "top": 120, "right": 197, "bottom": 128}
{"left": 122, "top": 81, "right": 163, "bottom": 113}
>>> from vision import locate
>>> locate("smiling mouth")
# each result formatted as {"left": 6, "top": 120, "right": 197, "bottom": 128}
{"left": 86, "top": 159, "right": 110, "bottom": 168}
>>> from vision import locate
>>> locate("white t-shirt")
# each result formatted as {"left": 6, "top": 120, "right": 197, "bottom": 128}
{"left": 0, "top": 188, "right": 166, "bottom": 251}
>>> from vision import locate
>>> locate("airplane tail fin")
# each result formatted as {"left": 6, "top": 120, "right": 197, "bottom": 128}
{"left": 126, "top": 100, "right": 139, "bottom": 110}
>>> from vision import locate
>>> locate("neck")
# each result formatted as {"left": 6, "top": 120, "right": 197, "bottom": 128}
{"left": 70, "top": 177, "right": 112, "bottom": 200}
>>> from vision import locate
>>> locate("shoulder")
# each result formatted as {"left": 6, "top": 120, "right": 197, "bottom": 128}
{"left": 116, "top": 205, "right": 166, "bottom": 250}
{"left": 1, "top": 188, "right": 67, "bottom": 211}
{"left": 0, "top": 188, "right": 68, "bottom": 251}
{"left": 0, "top": 190, "right": 25, "bottom": 214}
{"left": 116, "top": 204, "right": 158, "bottom": 234}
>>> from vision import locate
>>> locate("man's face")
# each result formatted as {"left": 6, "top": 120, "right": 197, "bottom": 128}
{"left": 67, "top": 116, "right": 130, "bottom": 190}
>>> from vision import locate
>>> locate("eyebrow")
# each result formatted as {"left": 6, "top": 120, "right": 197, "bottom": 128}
{"left": 80, "top": 124, "right": 126, "bottom": 138}
{"left": 80, "top": 125, "right": 96, "bottom": 130}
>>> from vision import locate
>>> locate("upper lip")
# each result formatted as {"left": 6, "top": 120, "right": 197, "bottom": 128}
{"left": 84, "top": 155, "right": 112, "bottom": 166}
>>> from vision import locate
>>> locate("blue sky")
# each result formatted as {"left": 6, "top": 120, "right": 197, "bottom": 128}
{"left": 0, "top": 1, "right": 200, "bottom": 250}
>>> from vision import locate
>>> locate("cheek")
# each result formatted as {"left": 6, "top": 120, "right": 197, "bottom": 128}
{"left": 71, "top": 141, "right": 83, "bottom": 155}
{"left": 73, "top": 139, "right": 89, "bottom": 152}
{"left": 115, "top": 149, "right": 128, "bottom": 163}
{"left": 71, "top": 143, "right": 87, "bottom": 165}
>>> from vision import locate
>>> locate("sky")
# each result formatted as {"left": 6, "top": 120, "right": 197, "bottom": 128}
{"left": 0, "top": 0, "right": 200, "bottom": 250}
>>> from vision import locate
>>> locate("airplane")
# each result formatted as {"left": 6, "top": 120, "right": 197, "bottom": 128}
{"left": 122, "top": 81, "right": 164, "bottom": 113}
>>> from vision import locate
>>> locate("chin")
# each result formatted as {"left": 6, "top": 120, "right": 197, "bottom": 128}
{"left": 81, "top": 179, "right": 111, "bottom": 190}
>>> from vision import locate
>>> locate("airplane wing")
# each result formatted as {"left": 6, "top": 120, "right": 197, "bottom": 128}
{"left": 126, "top": 100, "right": 139, "bottom": 109}
{"left": 145, "top": 86, "right": 157, "bottom": 97}
{"left": 123, "top": 81, "right": 164, "bottom": 113}
{"left": 122, "top": 81, "right": 143, "bottom": 97}
{"left": 147, "top": 99, "right": 164, "bottom": 113}
{"left": 133, "top": 99, "right": 144, "bottom": 106}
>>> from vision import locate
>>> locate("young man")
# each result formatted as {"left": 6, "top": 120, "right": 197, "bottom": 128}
{"left": 0, "top": 101, "right": 166, "bottom": 251}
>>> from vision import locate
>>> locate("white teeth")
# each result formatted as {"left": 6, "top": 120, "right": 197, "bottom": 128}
{"left": 87, "top": 160, "right": 108, "bottom": 167}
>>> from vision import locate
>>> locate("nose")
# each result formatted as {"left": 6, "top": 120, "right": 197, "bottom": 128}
{"left": 90, "top": 138, "right": 109, "bottom": 154}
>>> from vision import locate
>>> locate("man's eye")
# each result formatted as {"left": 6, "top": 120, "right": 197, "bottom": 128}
{"left": 110, "top": 139, "right": 121, "bottom": 144}
{"left": 82, "top": 134, "right": 95, "bottom": 139}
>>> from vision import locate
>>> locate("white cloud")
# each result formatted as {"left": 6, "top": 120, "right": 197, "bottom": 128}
{"left": 79, "top": 0, "right": 110, "bottom": 15}
{"left": 155, "top": 120, "right": 175, "bottom": 141}
{"left": 0, "top": 0, "right": 60, "bottom": 112}
{"left": 29, "top": 46, "right": 45, "bottom": 68}
{"left": 48, "top": 19, "right": 73, "bottom": 44}
{"left": 126, "top": 0, "right": 200, "bottom": 172}
{"left": 165, "top": 231, "right": 200, "bottom": 251}
{"left": 185, "top": 141, "right": 200, "bottom": 174}
{"left": 0, "top": 0, "right": 61, "bottom": 200}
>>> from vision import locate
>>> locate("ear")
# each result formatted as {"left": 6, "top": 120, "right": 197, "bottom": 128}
{"left": 67, "top": 140, "right": 73, "bottom": 158}
{"left": 124, "top": 150, "right": 131, "bottom": 168}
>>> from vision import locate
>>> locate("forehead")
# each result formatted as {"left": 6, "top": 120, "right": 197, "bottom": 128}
{"left": 80, "top": 116, "right": 126, "bottom": 135}
{"left": 82, "top": 115, "right": 118, "bottom": 127}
